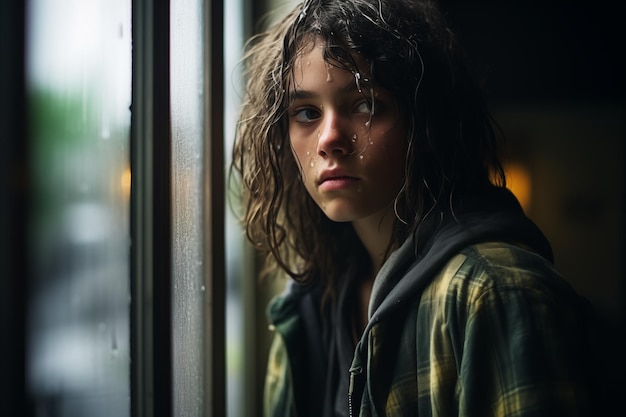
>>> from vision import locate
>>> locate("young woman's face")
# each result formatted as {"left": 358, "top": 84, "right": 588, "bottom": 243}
{"left": 288, "top": 41, "right": 407, "bottom": 223}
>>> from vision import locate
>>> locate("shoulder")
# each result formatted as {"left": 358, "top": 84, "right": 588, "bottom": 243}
{"left": 422, "top": 241, "right": 580, "bottom": 317}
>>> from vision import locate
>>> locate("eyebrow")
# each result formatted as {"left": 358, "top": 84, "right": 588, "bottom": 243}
{"left": 288, "top": 80, "right": 363, "bottom": 102}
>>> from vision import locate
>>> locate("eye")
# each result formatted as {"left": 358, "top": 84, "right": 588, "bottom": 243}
{"left": 291, "top": 107, "right": 321, "bottom": 123}
{"left": 355, "top": 100, "right": 373, "bottom": 114}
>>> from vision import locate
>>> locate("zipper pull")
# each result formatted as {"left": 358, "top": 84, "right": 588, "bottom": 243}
{"left": 348, "top": 366, "right": 363, "bottom": 417}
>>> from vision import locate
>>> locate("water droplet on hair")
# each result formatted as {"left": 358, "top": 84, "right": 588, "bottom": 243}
{"left": 354, "top": 71, "right": 362, "bottom": 92}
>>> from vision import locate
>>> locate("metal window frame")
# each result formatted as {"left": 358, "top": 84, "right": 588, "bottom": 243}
{"left": 0, "top": 0, "right": 28, "bottom": 414}
{"left": 131, "top": 0, "right": 225, "bottom": 416}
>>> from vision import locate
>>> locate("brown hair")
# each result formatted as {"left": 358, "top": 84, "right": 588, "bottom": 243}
{"left": 229, "top": 0, "right": 505, "bottom": 298}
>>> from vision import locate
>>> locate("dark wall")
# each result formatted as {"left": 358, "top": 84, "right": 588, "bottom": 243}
{"left": 440, "top": 0, "right": 625, "bottom": 103}
{"left": 441, "top": 0, "right": 625, "bottom": 392}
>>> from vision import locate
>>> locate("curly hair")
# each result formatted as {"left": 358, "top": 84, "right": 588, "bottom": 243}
{"left": 229, "top": 0, "right": 505, "bottom": 297}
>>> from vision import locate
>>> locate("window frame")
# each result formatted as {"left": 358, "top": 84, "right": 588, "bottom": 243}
{"left": 131, "top": 0, "right": 225, "bottom": 416}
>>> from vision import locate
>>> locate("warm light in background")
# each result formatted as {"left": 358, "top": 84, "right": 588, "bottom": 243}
{"left": 504, "top": 162, "right": 532, "bottom": 213}
{"left": 121, "top": 167, "right": 131, "bottom": 198}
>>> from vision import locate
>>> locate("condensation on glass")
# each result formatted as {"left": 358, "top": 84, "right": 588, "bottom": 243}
{"left": 25, "top": 0, "right": 132, "bottom": 416}
{"left": 170, "top": 0, "right": 206, "bottom": 415}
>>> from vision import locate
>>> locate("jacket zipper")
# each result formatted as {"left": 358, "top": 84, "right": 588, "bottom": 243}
{"left": 348, "top": 365, "right": 363, "bottom": 417}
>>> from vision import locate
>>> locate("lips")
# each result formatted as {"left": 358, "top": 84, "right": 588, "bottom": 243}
{"left": 319, "top": 169, "right": 357, "bottom": 184}
{"left": 318, "top": 170, "right": 360, "bottom": 190}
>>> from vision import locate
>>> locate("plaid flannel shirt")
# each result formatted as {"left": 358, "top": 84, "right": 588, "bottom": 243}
{"left": 265, "top": 241, "right": 601, "bottom": 417}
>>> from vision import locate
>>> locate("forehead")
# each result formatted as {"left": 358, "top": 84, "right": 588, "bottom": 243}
{"left": 290, "top": 37, "right": 372, "bottom": 87}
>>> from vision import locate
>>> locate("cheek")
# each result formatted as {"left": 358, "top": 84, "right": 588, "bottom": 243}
{"left": 289, "top": 140, "right": 317, "bottom": 182}
{"left": 290, "top": 135, "right": 318, "bottom": 161}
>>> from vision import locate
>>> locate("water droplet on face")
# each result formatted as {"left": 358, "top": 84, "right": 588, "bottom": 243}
{"left": 365, "top": 121, "right": 371, "bottom": 128}
{"left": 310, "top": 161, "right": 315, "bottom": 167}
{"left": 352, "top": 134, "right": 357, "bottom": 142}
{"left": 306, "top": 151, "right": 310, "bottom": 156}
{"left": 359, "top": 155, "right": 364, "bottom": 160}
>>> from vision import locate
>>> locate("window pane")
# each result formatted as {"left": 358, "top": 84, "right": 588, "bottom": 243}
{"left": 25, "top": 0, "right": 132, "bottom": 416}
{"left": 224, "top": 0, "right": 247, "bottom": 415}
{"left": 170, "top": 0, "right": 207, "bottom": 415}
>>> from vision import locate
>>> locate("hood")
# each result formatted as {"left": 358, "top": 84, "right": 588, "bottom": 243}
{"left": 363, "top": 187, "right": 553, "bottom": 342}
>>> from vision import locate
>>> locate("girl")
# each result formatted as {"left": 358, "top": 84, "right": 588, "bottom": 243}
{"left": 230, "top": 0, "right": 605, "bottom": 416}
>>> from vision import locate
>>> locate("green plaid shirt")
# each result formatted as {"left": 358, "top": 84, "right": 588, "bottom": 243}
{"left": 265, "top": 241, "right": 601, "bottom": 417}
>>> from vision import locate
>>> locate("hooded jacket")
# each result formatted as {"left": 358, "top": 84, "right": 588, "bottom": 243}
{"left": 264, "top": 188, "right": 605, "bottom": 417}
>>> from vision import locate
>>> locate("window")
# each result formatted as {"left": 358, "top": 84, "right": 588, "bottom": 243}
{"left": 25, "top": 1, "right": 132, "bottom": 416}
{"left": 3, "top": 0, "right": 228, "bottom": 415}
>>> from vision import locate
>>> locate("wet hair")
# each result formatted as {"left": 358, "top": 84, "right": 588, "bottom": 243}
{"left": 230, "top": 0, "right": 506, "bottom": 296}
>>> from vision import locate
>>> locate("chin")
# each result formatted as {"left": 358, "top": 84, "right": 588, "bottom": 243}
{"left": 321, "top": 206, "right": 368, "bottom": 223}
{"left": 320, "top": 208, "right": 355, "bottom": 223}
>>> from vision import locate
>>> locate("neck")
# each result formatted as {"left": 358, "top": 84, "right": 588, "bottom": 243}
{"left": 352, "top": 206, "right": 396, "bottom": 276}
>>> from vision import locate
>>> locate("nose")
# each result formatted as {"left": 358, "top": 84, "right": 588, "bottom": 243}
{"left": 317, "top": 111, "right": 351, "bottom": 158}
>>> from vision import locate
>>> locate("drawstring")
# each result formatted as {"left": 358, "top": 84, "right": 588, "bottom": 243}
{"left": 348, "top": 364, "right": 363, "bottom": 417}
{"left": 349, "top": 338, "right": 366, "bottom": 417}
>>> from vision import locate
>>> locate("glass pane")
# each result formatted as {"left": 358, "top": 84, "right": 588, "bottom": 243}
{"left": 170, "top": 0, "right": 206, "bottom": 415}
{"left": 25, "top": 0, "right": 132, "bottom": 416}
{"left": 224, "top": 0, "right": 247, "bottom": 415}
